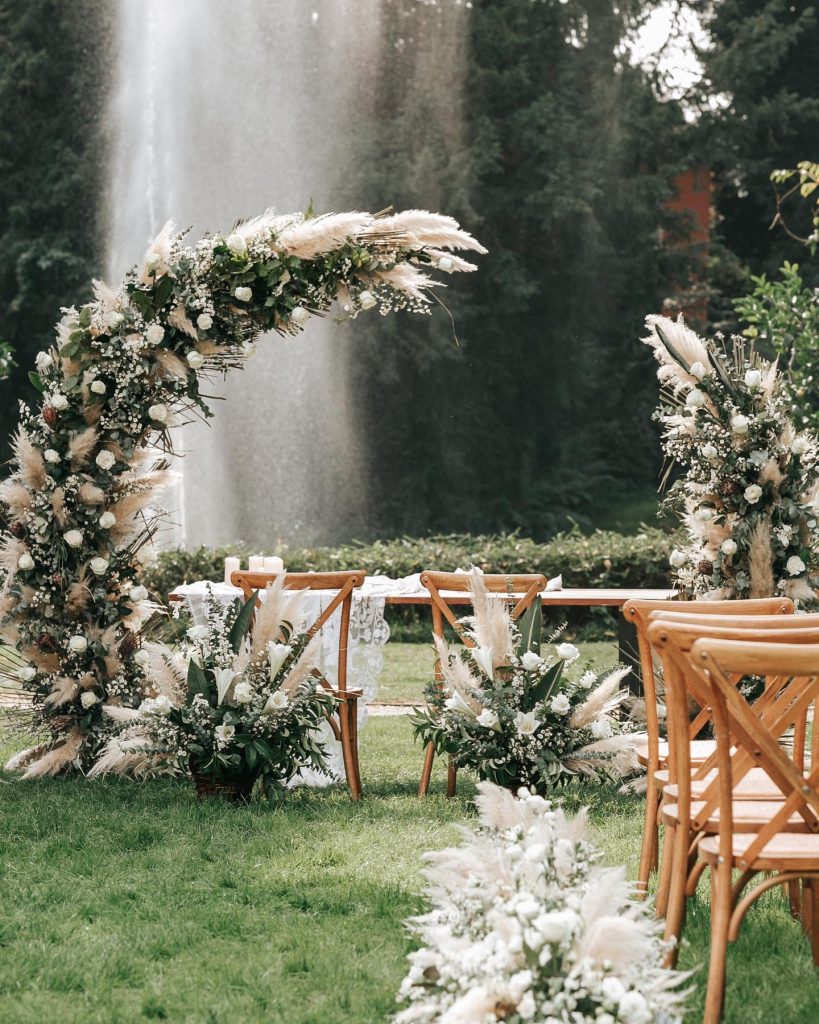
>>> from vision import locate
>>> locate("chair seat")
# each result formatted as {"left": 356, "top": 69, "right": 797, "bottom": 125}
{"left": 663, "top": 767, "right": 785, "bottom": 803}
{"left": 637, "top": 738, "right": 716, "bottom": 769}
{"left": 661, "top": 799, "right": 801, "bottom": 833}
{"left": 699, "top": 831, "right": 819, "bottom": 871}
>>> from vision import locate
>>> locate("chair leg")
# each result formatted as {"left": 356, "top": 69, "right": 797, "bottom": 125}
{"left": 446, "top": 757, "right": 457, "bottom": 798}
{"left": 339, "top": 705, "right": 362, "bottom": 801}
{"left": 636, "top": 776, "right": 661, "bottom": 899}
{"left": 349, "top": 701, "right": 363, "bottom": 797}
{"left": 663, "top": 825, "right": 692, "bottom": 966}
{"left": 418, "top": 742, "right": 436, "bottom": 797}
{"left": 703, "top": 858, "right": 732, "bottom": 1024}
{"left": 789, "top": 878, "right": 803, "bottom": 922}
{"left": 809, "top": 882, "right": 819, "bottom": 967}
{"left": 656, "top": 820, "right": 675, "bottom": 918}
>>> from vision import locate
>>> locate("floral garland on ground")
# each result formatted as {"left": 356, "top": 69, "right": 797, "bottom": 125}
{"left": 0, "top": 207, "right": 484, "bottom": 777}
{"left": 411, "top": 571, "right": 638, "bottom": 791}
{"left": 394, "top": 782, "right": 688, "bottom": 1024}
{"left": 645, "top": 314, "right": 819, "bottom": 601}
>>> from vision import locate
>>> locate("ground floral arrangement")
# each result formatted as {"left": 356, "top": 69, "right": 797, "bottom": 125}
{"left": 88, "top": 579, "right": 332, "bottom": 800}
{"left": 645, "top": 314, "right": 819, "bottom": 601}
{"left": 395, "top": 782, "right": 687, "bottom": 1024}
{"left": 412, "top": 571, "right": 638, "bottom": 792}
{"left": 0, "top": 206, "right": 483, "bottom": 778}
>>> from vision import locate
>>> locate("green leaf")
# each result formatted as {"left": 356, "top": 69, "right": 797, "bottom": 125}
{"left": 28, "top": 371, "right": 45, "bottom": 393}
{"left": 228, "top": 591, "right": 258, "bottom": 654}
{"left": 654, "top": 324, "right": 691, "bottom": 373}
{"left": 78, "top": 306, "right": 92, "bottom": 328}
{"left": 517, "top": 597, "right": 542, "bottom": 656}
{"left": 186, "top": 658, "right": 210, "bottom": 701}
{"left": 526, "top": 660, "right": 564, "bottom": 710}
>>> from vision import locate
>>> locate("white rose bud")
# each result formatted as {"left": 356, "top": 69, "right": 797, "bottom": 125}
{"left": 290, "top": 306, "right": 309, "bottom": 326}
{"left": 686, "top": 388, "right": 706, "bottom": 408}
{"left": 90, "top": 380, "right": 106, "bottom": 395}
{"left": 50, "top": 393, "right": 68, "bottom": 411}
{"left": 145, "top": 324, "right": 165, "bottom": 346}
{"left": 520, "top": 651, "right": 542, "bottom": 671}
{"left": 148, "top": 403, "right": 169, "bottom": 424}
{"left": 35, "top": 351, "right": 53, "bottom": 373}
{"left": 186, "top": 351, "right": 205, "bottom": 370}
{"left": 232, "top": 681, "right": 254, "bottom": 704}
{"left": 437, "top": 256, "right": 454, "bottom": 272}
{"left": 99, "top": 511, "right": 117, "bottom": 529}
{"left": 721, "top": 539, "right": 738, "bottom": 556}
{"left": 68, "top": 635, "right": 88, "bottom": 654}
{"left": 669, "top": 549, "right": 687, "bottom": 568}
{"left": 44, "top": 448, "right": 61, "bottom": 464}
{"left": 732, "top": 414, "right": 750, "bottom": 434}
{"left": 227, "top": 233, "right": 248, "bottom": 255}
{"left": 556, "top": 642, "right": 580, "bottom": 662}
{"left": 18, "top": 665, "right": 37, "bottom": 683}
{"left": 133, "top": 649, "right": 150, "bottom": 668}
{"left": 80, "top": 691, "right": 99, "bottom": 709}
{"left": 787, "top": 555, "right": 807, "bottom": 576}
{"left": 550, "top": 693, "right": 571, "bottom": 715}
{"left": 196, "top": 313, "right": 213, "bottom": 330}
{"left": 358, "top": 290, "right": 377, "bottom": 310}
{"left": 90, "top": 557, "right": 109, "bottom": 576}
{"left": 234, "top": 286, "right": 253, "bottom": 302}
{"left": 689, "top": 361, "right": 707, "bottom": 380}
{"left": 744, "top": 484, "right": 763, "bottom": 504}
{"left": 702, "top": 443, "right": 718, "bottom": 459}
{"left": 744, "top": 368, "right": 762, "bottom": 388}
{"left": 95, "top": 449, "right": 116, "bottom": 471}
{"left": 64, "top": 529, "right": 84, "bottom": 548}
{"left": 17, "top": 552, "right": 34, "bottom": 571}
{"left": 694, "top": 507, "right": 713, "bottom": 522}
{"left": 105, "top": 311, "right": 125, "bottom": 330}
{"left": 129, "top": 584, "right": 149, "bottom": 602}
{"left": 792, "top": 435, "right": 810, "bottom": 456}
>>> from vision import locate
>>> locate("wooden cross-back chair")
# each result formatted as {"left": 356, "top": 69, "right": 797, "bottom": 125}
{"left": 232, "top": 570, "right": 366, "bottom": 800}
{"left": 621, "top": 596, "right": 794, "bottom": 900}
{"left": 647, "top": 613, "right": 819, "bottom": 961}
{"left": 418, "top": 570, "right": 547, "bottom": 798}
{"left": 681, "top": 638, "right": 819, "bottom": 1023}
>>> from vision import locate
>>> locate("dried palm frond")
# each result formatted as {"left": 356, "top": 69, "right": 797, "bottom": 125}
{"left": 0, "top": 478, "right": 33, "bottom": 516}
{"left": 20, "top": 728, "right": 83, "bottom": 778}
{"left": 748, "top": 519, "right": 775, "bottom": 598}
{"left": 568, "top": 668, "right": 629, "bottom": 729}
{"left": 101, "top": 704, "right": 141, "bottom": 723}
{"left": 468, "top": 570, "right": 515, "bottom": 667}
{"left": 142, "top": 642, "right": 186, "bottom": 701}
{"left": 69, "top": 426, "right": 98, "bottom": 467}
{"left": 11, "top": 429, "right": 47, "bottom": 490}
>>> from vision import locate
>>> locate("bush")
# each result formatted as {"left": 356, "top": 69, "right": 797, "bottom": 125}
{"left": 145, "top": 528, "right": 675, "bottom": 642}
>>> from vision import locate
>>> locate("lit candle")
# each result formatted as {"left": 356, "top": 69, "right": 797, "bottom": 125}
{"left": 263, "top": 556, "right": 284, "bottom": 574}
{"left": 224, "top": 556, "right": 241, "bottom": 587}
{"left": 248, "top": 555, "right": 265, "bottom": 572}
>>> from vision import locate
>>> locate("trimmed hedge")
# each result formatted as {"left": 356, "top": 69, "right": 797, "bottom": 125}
{"left": 145, "top": 528, "right": 675, "bottom": 642}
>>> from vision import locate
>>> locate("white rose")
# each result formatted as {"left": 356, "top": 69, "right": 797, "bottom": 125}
{"left": 689, "top": 360, "right": 707, "bottom": 379}
{"left": 515, "top": 710, "right": 538, "bottom": 736}
{"left": 618, "top": 991, "right": 649, "bottom": 1022}
{"left": 556, "top": 642, "right": 580, "bottom": 662}
{"left": 436, "top": 256, "right": 454, "bottom": 273}
{"left": 533, "top": 910, "right": 577, "bottom": 944}
{"left": 35, "top": 351, "right": 53, "bottom": 373}
{"left": 263, "top": 690, "right": 289, "bottom": 714}
{"left": 90, "top": 557, "right": 109, "bottom": 576}
{"left": 90, "top": 380, "right": 106, "bottom": 395}
{"left": 196, "top": 313, "right": 213, "bottom": 330}
{"left": 601, "top": 977, "right": 626, "bottom": 1006}
{"left": 214, "top": 723, "right": 236, "bottom": 746}
{"left": 744, "top": 484, "right": 763, "bottom": 503}
{"left": 232, "top": 681, "right": 254, "bottom": 704}
{"left": 358, "top": 290, "right": 377, "bottom": 310}
{"left": 590, "top": 718, "right": 613, "bottom": 739}
{"left": 129, "top": 585, "right": 149, "bottom": 602}
{"left": 520, "top": 651, "right": 542, "bottom": 672}
{"left": 227, "top": 233, "right": 247, "bottom": 255}
{"left": 96, "top": 450, "right": 116, "bottom": 471}
{"left": 140, "top": 694, "right": 172, "bottom": 716}
{"left": 578, "top": 669, "right": 596, "bottom": 689}
{"left": 732, "top": 414, "right": 750, "bottom": 434}
{"left": 17, "top": 552, "right": 34, "bottom": 571}
{"left": 686, "top": 388, "right": 706, "bottom": 408}
{"left": 550, "top": 693, "right": 571, "bottom": 715}
{"left": 702, "top": 443, "right": 718, "bottom": 459}
{"left": 133, "top": 649, "right": 150, "bottom": 668}
{"left": 721, "top": 538, "right": 738, "bottom": 556}
{"left": 68, "top": 635, "right": 88, "bottom": 654}
{"left": 694, "top": 507, "right": 713, "bottom": 522}
{"left": 44, "top": 449, "right": 60, "bottom": 464}
{"left": 290, "top": 306, "right": 309, "bottom": 327}
{"left": 148, "top": 403, "right": 169, "bottom": 424}
{"left": 144, "top": 324, "right": 164, "bottom": 347}
{"left": 792, "top": 435, "right": 810, "bottom": 455}
{"left": 744, "top": 368, "right": 762, "bottom": 388}
{"left": 50, "top": 393, "right": 68, "bottom": 411}
{"left": 64, "top": 529, "right": 84, "bottom": 548}
{"left": 669, "top": 549, "right": 687, "bottom": 568}
{"left": 99, "top": 511, "right": 117, "bottom": 529}
{"left": 267, "top": 641, "right": 292, "bottom": 680}
{"left": 787, "top": 555, "right": 807, "bottom": 576}
{"left": 17, "top": 665, "right": 37, "bottom": 683}
{"left": 80, "top": 691, "right": 99, "bottom": 709}
{"left": 105, "top": 311, "right": 125, "bottom": 330}
{"left": 234, "top": 286, "right": 253, "bottom": 302}
{"left": 186, "top": 351, "right": 205, "bottom": 370}
{"left": 476, "top": 708, "right": 499, "bottom": 730}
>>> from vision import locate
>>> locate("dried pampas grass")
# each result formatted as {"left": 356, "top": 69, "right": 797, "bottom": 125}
{"left": 44, "top": 676, "right": 79, "bottom": 708}
{"left": 280, "top": 635, "right": 322, "bottom": 696}
{"left": 434, "top": 635, "right": 483, "bottom": 714}
{"left": 468, "top": 569, "right": 515, "bottom": 667}
{"left": 69, "top": 427, "right": 99, "bottom": 468}
{"left": 19, "top": 728, "right": 83, "bottom": 778}
{"left": 168, "top": 303, "right": 198, "bottom": 339}
{"left": 78, "top": 481, "right": 106, "bottom": 505}
{"left": 11, "top": 429, "right": 47, "bottom": 490}
{"left": 748, "top": 519, "right": 775, "bottom": 598}
{"left": 0, "top": 478, "right": 33, "bottom": 517}
{"left": 643, "top": 313, "right": 712, "bottom": 393}
{"left": 568, "top": 668, "right": 629, "bottom": 728}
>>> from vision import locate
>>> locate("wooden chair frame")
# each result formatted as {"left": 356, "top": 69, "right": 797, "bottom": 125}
{"left": 621, "top": 597, "right": 793, "bottom": 899}
{"left": 418, "top": 570, "right": 547, "bottom": 797}
{"left": 232, "top": 570, "right": 366, "bottom": 800}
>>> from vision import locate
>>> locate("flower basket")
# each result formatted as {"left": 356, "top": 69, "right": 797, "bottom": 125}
{"left": 191, "top": 770, "right": 254, "bottom": 804}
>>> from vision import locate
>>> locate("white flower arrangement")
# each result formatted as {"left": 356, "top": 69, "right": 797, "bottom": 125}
{"left": 411, "top": 571, "right": 638, "bottom": 792}
{"left": 0, "top": 205, "right": 484, "bottom": 777}
{"left": 395, "top": 782, "right": 688, "bottom": 1024}
{"left": 645, "top": 314, "right": 819, "bottom": 602}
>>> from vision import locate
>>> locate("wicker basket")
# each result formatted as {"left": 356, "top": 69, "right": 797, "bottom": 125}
{"left": 191, "top": 771, "right": 254, "bottom": 804}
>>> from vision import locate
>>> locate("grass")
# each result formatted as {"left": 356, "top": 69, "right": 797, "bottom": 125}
{"left": 1, "top": 644, "right": 818, "bottom": 1023}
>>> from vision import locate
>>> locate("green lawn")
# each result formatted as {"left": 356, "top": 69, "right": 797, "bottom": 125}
{"left": 1, "top": 645, "right": 818, "bottom": 1023}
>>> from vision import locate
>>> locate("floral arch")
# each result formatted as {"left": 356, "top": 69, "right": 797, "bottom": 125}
{"left": 0, "top": 207, "right": 484, "bottom": 776}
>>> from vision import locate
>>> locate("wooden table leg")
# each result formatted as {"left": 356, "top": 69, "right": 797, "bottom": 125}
{"left": 618, "top": 612, "right": 643, "bottom": 698}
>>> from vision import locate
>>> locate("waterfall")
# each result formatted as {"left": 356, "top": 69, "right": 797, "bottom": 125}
{"left": 105, "top": 0, "right": 468, "bottom": 549}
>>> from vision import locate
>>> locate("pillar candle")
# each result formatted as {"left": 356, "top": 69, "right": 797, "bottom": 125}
{"left": 263, "top": 556, "right": 284, "bottom": 573}
{"left": 224, "top": 556, "right": 241, "bottom": 587}
{"left": 248, "top": 555, "right": 265, "bottom": 572}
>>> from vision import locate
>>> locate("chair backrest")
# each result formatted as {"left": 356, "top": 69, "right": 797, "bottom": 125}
{"left": 231, "top": 570, "right": 365, "bottom": 693}
{"left": 690, "top": 638, "right": 819, "bottom": 868}
{"left": 420, "top": 571, "right": 547, "bottom": 648}
{"left": 621, "top": 597, "right": 794, "bottom": 774}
